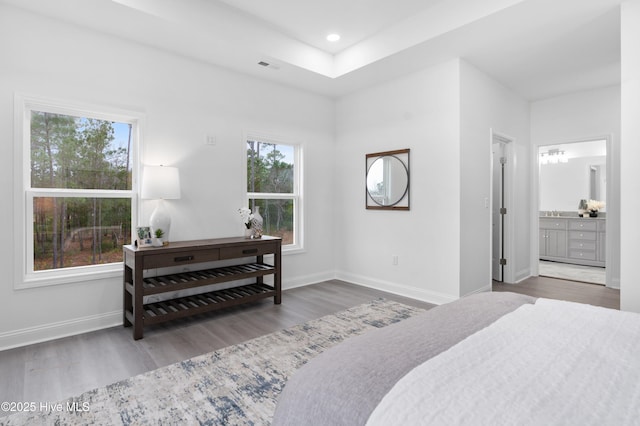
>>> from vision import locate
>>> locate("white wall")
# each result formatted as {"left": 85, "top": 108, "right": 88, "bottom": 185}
{"left": 530, "top": 85, "right": 621, "bottom": 288}
{"left": 334, "top": 60, "right": 462, "bottom": 304}
{"left": 333, "top": 59, "right": 530, "bottom": 302}
{"left": 531, "top": 86, "right": 621, "bottom": 143}
{"left": 459, "top": 61, "right": 531, "bottom": 290}
{"left": 621, "top": 0, "right": 640, "bottom": 311}
{"left": 0, "top": 4, "right": 335, "bottom": 348}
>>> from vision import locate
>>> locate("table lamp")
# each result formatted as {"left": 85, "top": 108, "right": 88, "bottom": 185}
{"left": 141, "top": 165, "right": 181, "bottom": 242}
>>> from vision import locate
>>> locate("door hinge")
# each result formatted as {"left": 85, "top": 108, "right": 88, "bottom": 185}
{"left": 499, "top": 258, "right": 507, "bottom": 266}
{"left": 500, "top": 207, "right": 507, "bottom": 215}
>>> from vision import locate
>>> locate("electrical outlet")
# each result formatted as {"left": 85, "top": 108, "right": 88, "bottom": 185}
{"left": 206, "top": 135, "right": 216, "bottom": 146}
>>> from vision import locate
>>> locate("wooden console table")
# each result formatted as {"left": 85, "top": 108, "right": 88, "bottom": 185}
{"left": 123, "top": 236, "right": 281, "bottom": 340}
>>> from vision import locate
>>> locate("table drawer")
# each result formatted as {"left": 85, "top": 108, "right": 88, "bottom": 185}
{"left": 569, "top": 230, "right": 597, "bottom": 241}
{"left": 219, "top": 242, "right": 277, "bottom": 259}
{"left": 143, "top": 248, "right": 220, "bottom": 269}
{"left": 568, "top": 249, "right": 597, "bottom": 261}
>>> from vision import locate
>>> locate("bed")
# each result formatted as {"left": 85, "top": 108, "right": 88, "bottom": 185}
{"left": 272, "top": 292, "right": 640, "bottom": 425}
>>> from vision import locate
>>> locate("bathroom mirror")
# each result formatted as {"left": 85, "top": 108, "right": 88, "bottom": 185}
{"left": 365, "top": 149, "right": 410, "bottom": 210}
{"left": 538, "top": 140, "right": 606, "bottom": 212}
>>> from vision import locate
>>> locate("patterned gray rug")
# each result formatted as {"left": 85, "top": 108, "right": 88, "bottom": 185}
{"left": 2, "top": 299, "right": 425, "bottom": 425}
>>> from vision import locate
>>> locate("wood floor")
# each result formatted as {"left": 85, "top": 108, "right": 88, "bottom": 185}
{"left": 0, "top": 276, "right": 621, "bottom": 418}
{"left": 493, "top": 275, "right": 620, "bottom": 310}
{"left": 0, "top": 280, "right": 434, "bottom": 417}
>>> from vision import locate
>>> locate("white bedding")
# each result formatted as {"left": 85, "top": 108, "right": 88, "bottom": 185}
{"left": 367, "top": 298, "right": 640, "bottom": 425}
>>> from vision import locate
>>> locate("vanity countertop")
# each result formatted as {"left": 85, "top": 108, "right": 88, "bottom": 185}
{"left": 539, "top": 215, "right": 605, "bottom": 220}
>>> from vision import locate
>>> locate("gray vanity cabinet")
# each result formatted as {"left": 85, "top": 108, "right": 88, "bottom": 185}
{"left": 598, "top": 220, "right": 606, "bottom": 262}
{"left": 539, "top": 219, "right": 567, "bottom": 259}
{"left": 539, "top": 217, "right": 605, "bottom": 267}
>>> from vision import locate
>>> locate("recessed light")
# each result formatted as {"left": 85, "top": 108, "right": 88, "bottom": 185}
{"left": 326, "top": 34, "right": 341, "bottom": 42}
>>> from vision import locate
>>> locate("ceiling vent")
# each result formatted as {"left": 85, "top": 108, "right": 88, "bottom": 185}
{"left": 258, "top": 61, "right": 280, "bottom": 70}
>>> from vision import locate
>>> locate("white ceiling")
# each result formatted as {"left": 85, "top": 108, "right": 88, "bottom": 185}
{"left": 215, "top": 0, "right": 443, "bottom": 54}
{"left": 2, "top": 0, "right": 623, "bottom": 100}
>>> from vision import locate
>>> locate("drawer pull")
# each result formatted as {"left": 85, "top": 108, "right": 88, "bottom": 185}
{"left": 174, "top": 255, "right": 194, "bottom": 262}
{"left": 242, "top": 248, "right": 258, "bottom": 255}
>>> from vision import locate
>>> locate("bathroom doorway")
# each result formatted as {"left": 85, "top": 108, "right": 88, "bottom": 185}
{"left": 538, "top": 139, "right": 607, "bottom": 285}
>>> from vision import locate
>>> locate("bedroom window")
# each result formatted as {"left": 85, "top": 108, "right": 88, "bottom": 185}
{"left": 15, "top": 96, "right": 139, "bottom": 288}
{"left": 246, "top": 138, "right": 302, "bottom": 250}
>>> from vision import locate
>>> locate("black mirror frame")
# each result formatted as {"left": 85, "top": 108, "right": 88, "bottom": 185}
{"left": 365, "top": 148, "right": 410, "bottom": 210}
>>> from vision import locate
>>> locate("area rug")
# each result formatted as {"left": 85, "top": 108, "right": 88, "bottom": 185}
{"left": 1, "top": 299, "right": 425, "bottom": 426}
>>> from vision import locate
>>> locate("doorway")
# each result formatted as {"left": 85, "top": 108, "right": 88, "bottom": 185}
{"left": 491, "top": 132, "right": 512, "bottom": 283}
{"left": 537, "top": 139, "right": 607, "bottom": 285}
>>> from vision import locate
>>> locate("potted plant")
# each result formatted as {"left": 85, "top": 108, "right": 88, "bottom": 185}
{"left": 152, "top": 228, "right": 165, "bottom": 246}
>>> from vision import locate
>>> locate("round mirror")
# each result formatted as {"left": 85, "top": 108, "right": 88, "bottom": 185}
{"left": 366, "top": 155, "right": 409, "bottom": 207}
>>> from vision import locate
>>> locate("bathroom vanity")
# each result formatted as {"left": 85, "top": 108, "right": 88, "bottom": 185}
{"left": 539, "top": 216, "right": 605, "bottom": 267}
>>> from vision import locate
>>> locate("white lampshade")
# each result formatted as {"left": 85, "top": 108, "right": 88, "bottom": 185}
{"left": 141, "top": 166, "right": 181, "bottom": 200}
{"left": 141, "top": 165, "right": 181, "bottom": 243}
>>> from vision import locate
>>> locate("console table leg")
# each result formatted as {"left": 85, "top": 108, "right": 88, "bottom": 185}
{"left": 274, "top": 248, "right": 282, "bottom": 304}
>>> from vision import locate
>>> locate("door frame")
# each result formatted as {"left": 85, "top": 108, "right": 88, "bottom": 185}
{"left": 490, "top": 129, "right": 515, "bottom": 284}
{"left": 531, "top": 135, "right": 614, "bottom": 287}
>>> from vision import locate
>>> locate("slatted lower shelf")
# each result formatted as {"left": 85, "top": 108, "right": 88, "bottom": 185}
{"left": 138, "top": 283, "right": 275, "bottom": 325}
{"left": 141, "top": 262, "right": 274, "bottom": 295}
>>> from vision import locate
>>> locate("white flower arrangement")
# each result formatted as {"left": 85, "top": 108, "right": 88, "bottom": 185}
{"left": 238, "top": 207, "right": 254, "bottom": 229}
{"left": 586, "top": 199, "right": 605, "bottom": 212}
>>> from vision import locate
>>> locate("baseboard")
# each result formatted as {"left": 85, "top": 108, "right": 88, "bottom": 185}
{"left": 282, "top": 271, "right": 336, "bottom": 290}
{"left": 515, "top": 268, "right": 531, "bottom": 283}
{"left": 0, "top": 310, "right": 122, "bottom": 351}
{"left": 607, "top": 277, "right": 620, "bottom": 289}
{"left": 0, "top": 271, "right": 451, "bottom": 350}
{"left": 461, "top": 284, "right": 491, "bottom": 297}
{"left": 335, "top": 271, "right": 456, "bottom": 305}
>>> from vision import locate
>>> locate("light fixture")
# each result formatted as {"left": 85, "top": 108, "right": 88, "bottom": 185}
{"left": 539, "top": 149, "right": 568, "bottom": 165}
{"left": 141, "top": 165, "right": 181, "bottom": 242}
{"left": 326, "top": 33, "right": 341, "bottom": 42}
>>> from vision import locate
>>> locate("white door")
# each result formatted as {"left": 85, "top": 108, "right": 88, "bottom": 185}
{"left": 492, "top": 142, "right": 505, "bottom": 282}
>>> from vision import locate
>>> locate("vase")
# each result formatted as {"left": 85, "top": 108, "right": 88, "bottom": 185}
{"left": 251, "top": 206, "right": 264, "bottom": 238}
{"left": 244, "top": 227, "right": 253, "bottom": 239}
{"left": 589, "top": 211, "right": 598, "bottom": 217}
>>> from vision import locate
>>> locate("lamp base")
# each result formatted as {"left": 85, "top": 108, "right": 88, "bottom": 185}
{"left": 149, "top": 200, "right": 172, "bottom": 242}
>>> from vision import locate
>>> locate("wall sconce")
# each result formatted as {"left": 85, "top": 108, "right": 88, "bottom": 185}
{"left": 141, "top": 165, "right": 181, "bottom": 242}
{"left": 539, "top": 149, "right": 568, "bottom": 165}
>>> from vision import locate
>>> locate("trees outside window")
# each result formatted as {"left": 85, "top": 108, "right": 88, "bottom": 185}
{"left": 246, "top": 140, "right": 301, "bottom": 248}
{"left": 24, "top": 104, "right": 136, "bottom": 277}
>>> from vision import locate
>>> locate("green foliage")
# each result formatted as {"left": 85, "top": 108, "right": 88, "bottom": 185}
{"left": 246, "top": 141, "right": 293, "bottom": 193}
{"left": 30, "top": 111, "right": 132, "bottom": 270}
{"left": 247, "top": 140, "right": 295, "bottom": 243}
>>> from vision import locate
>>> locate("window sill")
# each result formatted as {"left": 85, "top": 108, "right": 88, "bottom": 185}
{"left": 16, "top": 263, "right": 123, "bottom": 290}
{"left": 283, "top": 246, "right": 306, "bottom": 256}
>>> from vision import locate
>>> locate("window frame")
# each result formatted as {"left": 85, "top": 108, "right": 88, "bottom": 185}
{"left": 14, "top": 95, "right": 141, "bottom": 289}
{"left": 244, "top": 133, "right": 304, "bottom": 253}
